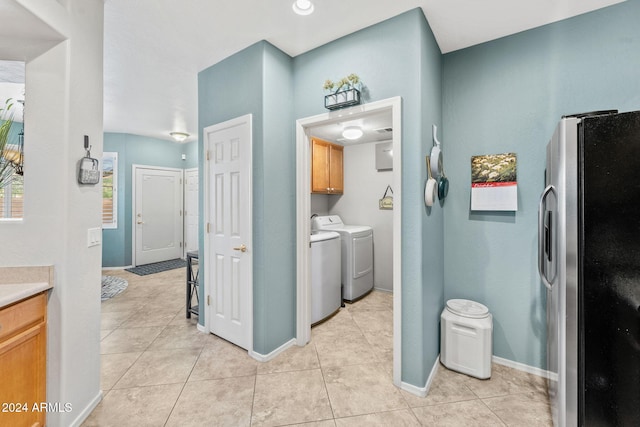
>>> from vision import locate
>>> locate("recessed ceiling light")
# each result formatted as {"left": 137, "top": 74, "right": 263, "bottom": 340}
{"left": 170, "top": 131, "right": 189, "bottom": 142}
{"left": 342, "top": 126, "right": 363, "bottom": 140}
{"left": 292, "top": 0, "right": 314, "bottom": 16}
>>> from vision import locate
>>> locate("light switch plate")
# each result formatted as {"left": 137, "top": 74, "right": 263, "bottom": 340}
{"left": 87, "top": 227, "right": 102, "bottom": 247}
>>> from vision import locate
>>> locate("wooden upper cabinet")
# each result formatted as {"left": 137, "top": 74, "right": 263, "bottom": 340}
{"left": 311, "top": 137, "right": 344, "bottom": 194}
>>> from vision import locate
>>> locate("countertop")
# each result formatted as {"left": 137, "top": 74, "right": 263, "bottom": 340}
{"left": 0, "top": 281, "right": 53, "bottom": 308}
{"left": 0, "top": 265, "right": 54, "bottom": 309}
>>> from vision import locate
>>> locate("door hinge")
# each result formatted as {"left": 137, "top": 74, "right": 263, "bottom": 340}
{"left": 180, "top": 241, "right": 182, "bottom": 248}
{"left": 206, "top": 150, "right": 210, "bottom": 161}
{"left": 207, "top": 295, "right": 211, "bottom": 306}
{"left": 206, "top": 223, "right": 210, "bottom": 233}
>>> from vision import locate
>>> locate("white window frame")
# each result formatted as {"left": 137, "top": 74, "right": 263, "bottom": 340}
{"left": 0, "top": 174, "right": 23, "bottom": 220}
{"left": 102, "top": 152, "right": 118, "bottom": 229}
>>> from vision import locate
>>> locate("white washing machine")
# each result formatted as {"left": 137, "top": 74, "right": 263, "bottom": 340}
{"left": 311, "top": 215, "right": 374, "bottom": 302}
{"left": 310, "top": 231, "right": 342, "bottom": 325}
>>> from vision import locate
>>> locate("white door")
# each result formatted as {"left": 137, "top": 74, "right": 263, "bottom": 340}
{"left": 205, "top": 115, "right": 252, "bottom": 350}
{"left": 134, "top": 166, "right": 184, "bottom": 266}
{"left": 184, "top": 168, "right": 199, "bottom": 256}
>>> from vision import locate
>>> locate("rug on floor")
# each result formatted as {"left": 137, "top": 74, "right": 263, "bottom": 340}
{"left": 124, "top": 258, "right": 186, "bottom": 276}
{"left": 101, "top": 276, "right": 128, "bottom": 301}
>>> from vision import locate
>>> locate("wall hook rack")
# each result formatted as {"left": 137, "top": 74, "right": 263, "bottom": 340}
{"left": 430, "top": 124, "right": 444, "bottom": 179}
{"left": 84, "top": 135, "right": 92, "bottom": 157}
{"left": 432, "top": 124, "right": 442, "bottom": 148}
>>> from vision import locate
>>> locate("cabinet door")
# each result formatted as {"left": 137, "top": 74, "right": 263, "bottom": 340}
{"left": 0, "top": 323, "right": 46, "bottom": 427}
{"left": 329, "top": 144, "right": 344, "bottom": 194}
{"left": 311, "top": 138, "right": 330, "bottom": 193}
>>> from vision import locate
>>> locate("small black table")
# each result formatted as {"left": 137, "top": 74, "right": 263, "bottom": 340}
{"left": 186, "top": 250, "right": 199, "bottom": 318}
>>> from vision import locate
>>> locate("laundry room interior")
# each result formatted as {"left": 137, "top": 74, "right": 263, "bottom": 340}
{"left": 309, "top": 108, "right": 394, "bottom": 297}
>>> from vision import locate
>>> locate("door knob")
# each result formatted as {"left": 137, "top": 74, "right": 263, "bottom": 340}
{"left": 233, "top": 244, "right": 247, "bottom": 252}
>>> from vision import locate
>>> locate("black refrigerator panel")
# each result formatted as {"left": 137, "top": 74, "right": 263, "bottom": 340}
{"left": 579, "top": 111, "right": 640, "bottom": 426}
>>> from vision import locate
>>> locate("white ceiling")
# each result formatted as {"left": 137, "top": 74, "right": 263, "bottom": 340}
{"left": 310, "top": 109, "right": 393, "bottom": 146}
{"left": 0, "top": 0, "right": 67, "bottom": 61}
{"left": 13, "top": 0, "right": 631, "bottom": 143}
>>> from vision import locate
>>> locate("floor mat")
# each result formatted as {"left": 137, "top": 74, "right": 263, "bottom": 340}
{"left": 101, "top": 276, "right": 128, "bottom": 301}
{"left": 125, "top": 258, "right": 186, "bottom": 276}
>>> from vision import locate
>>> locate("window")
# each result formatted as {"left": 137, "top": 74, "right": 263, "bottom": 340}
{"left": 0, "top": 60, "right": 25, "bottom": 220}
{"left": 0, "top": 173, "right": 23, "bottom": 219}
{"left": 102, "top": 152, "right": 117, "bottom": 229}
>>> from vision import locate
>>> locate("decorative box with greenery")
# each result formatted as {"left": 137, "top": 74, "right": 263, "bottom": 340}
{"left": 323, "top": 73, "right": 362, "bottom": 110}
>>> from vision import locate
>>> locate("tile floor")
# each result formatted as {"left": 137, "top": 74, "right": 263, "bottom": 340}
{"left": 85, "top": 267, "right": 553, "bottom": 426}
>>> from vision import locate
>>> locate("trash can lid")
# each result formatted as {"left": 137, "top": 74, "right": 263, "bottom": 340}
{"left": 446, "top": 299, "right": 490, "bottom": 319}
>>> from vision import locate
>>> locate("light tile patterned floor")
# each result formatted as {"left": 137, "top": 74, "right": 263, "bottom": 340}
{"left": 84, "top": 268, "right": 552, "bottom": 426}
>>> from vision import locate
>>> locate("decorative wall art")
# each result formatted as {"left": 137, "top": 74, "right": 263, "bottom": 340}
{"left": 470, "top": 152, "right": 518, "bottom": 211}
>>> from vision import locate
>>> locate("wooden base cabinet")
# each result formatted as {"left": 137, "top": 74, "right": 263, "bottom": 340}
{"left": 311, "top": 137, "right": 344, "bottom": 194}
{"left": 0, "top": 292, "right": 47, "bottom": 427}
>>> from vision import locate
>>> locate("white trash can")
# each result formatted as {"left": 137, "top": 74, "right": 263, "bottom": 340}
{"left": 440, "top": 299, "right": 493, "bottom": 379}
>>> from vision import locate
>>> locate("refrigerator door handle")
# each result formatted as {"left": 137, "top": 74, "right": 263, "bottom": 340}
{"left": 538, "top": 185, "right": 556, "bottom": 290}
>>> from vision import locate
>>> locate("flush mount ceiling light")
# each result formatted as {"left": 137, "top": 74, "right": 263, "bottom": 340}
{"left": 292, "top": 0, "right": 314, "bottom": 15}
{"left": 342, "top": 126, "right": 363, "bottom": 140}
{"left": 170, "top": 131, "right": 189, "bottom": 142}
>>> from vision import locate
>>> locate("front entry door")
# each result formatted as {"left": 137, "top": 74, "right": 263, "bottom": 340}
{"left": 134, "top": 166, "right": 184, "bottom": 266}
{"left": 205, "top": 115, "right": 252, "bottom": 350}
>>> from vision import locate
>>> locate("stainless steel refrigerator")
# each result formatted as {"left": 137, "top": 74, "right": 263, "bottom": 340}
{"left": 539, "top": 110, "right": 640, "bottom": 426}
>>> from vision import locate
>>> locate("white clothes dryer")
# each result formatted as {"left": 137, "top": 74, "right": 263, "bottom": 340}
{"left": 311, "top": 215, "right": 374, "bottom": 301}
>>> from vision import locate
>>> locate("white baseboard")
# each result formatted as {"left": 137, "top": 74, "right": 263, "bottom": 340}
{"left": 249, "top": 338, "right": 296, "bottom": 363}
{"left": 399, "top": 355, "right": 440, "bottom": 398}
{"left": 101, "top": 266, "right": 132, "bottom": 271}
{"left": 398, "top": 355, "right": 549, "bottom": 400}
{"left": 69, "top": 391, "right": 103, "bottom": 427}
{"left": 196, "top": 323, "right": 206, "bottom": 333}
{"left": 492, "top": 355, "right": 552, "bottom": 379}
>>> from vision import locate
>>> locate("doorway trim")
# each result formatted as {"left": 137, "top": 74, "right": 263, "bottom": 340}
{"left": 295, "top": 96, "right": 402, "bottom": 387}
{"left": 183, "top": 167, "right": 199, "bottom": 258}
{"left": 131, "top": 164, "right": 185, "bottom": 267}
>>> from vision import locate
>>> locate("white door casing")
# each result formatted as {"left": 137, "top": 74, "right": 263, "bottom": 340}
{"left": 133, "top": 165, "right": 184, "bottom": 266}
{"left": 184, "top": 168, "right": 199, "bottom": 256}
{"left": 204, "top": 114, "right": 253, "bottom": 351}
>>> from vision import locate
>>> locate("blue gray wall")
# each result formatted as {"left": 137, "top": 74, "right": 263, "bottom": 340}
{"left": 183, "top": 139, "right": 198, "bottom": 169}
{"left": 199, "top": 9, "right": 444, "bottom": 387}
{"left": 198, "top": 41, "right": 296, "bottom": 354}
{"left": 102, "top": 133, "right": 198, "bottom": 267}
{"left": 292, "top": 8, "right": 443, "bottom": 388}
{"left": 442, "top": 0, "right": 640, "bottom": 368}
{"left": 198, "top": 9, "right": 443, "bottom": 388}
{"left": 101, "top": 0, "right": 640, "bottom": 384}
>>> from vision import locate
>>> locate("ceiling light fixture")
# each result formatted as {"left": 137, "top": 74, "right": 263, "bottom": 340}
{"left": 170, "top": 131, "right": 189, "bottom": 142}
{"left": 292, "top": 0, "right": 314, "bottom": 16}
{"left": 342, "top": 126, "right": 363, "bottom": 140}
